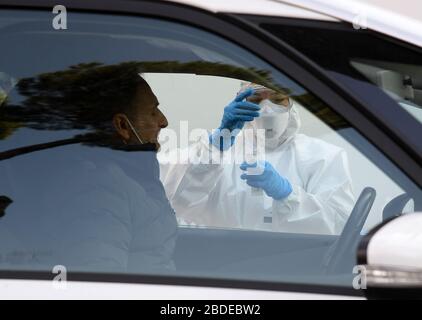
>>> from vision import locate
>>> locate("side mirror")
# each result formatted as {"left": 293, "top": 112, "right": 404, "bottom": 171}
{"left": 357, "top": 213, "right": 422, "bottom": 299}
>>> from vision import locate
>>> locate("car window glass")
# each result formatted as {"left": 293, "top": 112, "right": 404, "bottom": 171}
{"left": 0, "top": 10, "right": 420, "bottom": 289}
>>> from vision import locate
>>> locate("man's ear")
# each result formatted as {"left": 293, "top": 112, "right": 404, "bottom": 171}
{"left": 112, "top": 113, "right": 131, "bottom": 142}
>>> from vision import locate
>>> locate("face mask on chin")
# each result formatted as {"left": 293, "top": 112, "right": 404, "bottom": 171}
{"left": 254, "top": 99, "right": 290, "bottom": 146}
{"left": 121, "top": 115, "right": 159, "bottom": 152}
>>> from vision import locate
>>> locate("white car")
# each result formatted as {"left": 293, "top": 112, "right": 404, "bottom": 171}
{"left": 0, "top": 0, "right": 421, "bottom": 300}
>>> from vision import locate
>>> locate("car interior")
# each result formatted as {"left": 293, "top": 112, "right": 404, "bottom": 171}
{"left": 351, "top": 59, "right": 422, "bottom": 123}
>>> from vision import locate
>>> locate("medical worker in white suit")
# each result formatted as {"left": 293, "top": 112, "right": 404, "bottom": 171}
{"left": 160, "top": 83, "right": 355, "bottom": 235}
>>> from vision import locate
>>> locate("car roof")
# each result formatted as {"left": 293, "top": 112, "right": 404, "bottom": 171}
{"left": 166, "top": 0, "right": 422, "bottom": 48}
{"left": 165, "top": 0, "right": 338, "bottom": 21}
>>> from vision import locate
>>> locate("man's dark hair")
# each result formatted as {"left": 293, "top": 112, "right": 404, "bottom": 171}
{"left": 5, "top": 62, "right": 149, "bottom": 136}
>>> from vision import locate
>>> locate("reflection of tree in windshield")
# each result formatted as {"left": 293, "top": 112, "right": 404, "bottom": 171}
{"left": 0, "top": 60, "right": 347, "bottom": 160}
{"left": 0, "top": 61, "right": 288, "bottom": 142}
{"left": 4, "top": 62, "right": 145, "bottom": 135}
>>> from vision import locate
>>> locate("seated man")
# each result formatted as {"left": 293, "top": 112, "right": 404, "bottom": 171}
{"left": 161, "top": 83, "right": 355, "bottom": 235}
{"left": 0, "top": 63, "right": 177, "bottom": 273}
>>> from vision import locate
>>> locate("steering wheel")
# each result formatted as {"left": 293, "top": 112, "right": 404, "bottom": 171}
{"left": 323, "top": 187, "right": 376, "bottom": 274}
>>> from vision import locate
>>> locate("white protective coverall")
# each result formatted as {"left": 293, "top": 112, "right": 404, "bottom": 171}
{"left": 160, "top": 103, "right": 355, "bottom": 235}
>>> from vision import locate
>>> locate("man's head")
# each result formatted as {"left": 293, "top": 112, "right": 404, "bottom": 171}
{"left": 11, "top": 62, "right": 168, "bottom": 149}
{"left": 112, "top": 82, "right": 168, "bottom": 148}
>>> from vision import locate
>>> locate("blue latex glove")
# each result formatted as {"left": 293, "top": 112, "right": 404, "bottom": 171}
{"left": 210, "top": 88, "right": 260, "bottom": 150}
{"left": 240, "top": 161, "right": 292, "bottom": 200}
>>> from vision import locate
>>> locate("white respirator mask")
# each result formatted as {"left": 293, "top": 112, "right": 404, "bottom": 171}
{"left": 254, "top": 99, "right": 290, "bottom": 142}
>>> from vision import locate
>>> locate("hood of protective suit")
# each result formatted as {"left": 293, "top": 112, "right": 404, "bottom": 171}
{"left": 244, "top": 102, "right": 301, "bottom": 150}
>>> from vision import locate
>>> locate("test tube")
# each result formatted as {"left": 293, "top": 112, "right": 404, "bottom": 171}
{"left": 245, "top": 128, "right": 264, "bottom": 196}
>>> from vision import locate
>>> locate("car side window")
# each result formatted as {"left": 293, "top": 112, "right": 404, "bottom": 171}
{"left": 0, "top": 9, "right": 420, "bottom": 289}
